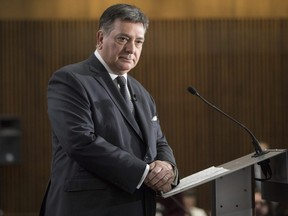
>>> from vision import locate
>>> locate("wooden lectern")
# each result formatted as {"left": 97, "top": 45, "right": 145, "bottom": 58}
{"left": 162, "top": 149, "right": 288, "bottom": 216}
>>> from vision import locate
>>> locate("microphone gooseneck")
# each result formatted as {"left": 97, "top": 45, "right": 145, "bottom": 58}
{"left": 187, "top": 86, "right": 271, "bottom": 181}
{"left": 187, "top": 86, "right": 264, "bottom": 156}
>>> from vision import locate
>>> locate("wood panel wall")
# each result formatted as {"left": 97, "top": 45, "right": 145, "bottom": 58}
{"left": 0, "top": 19, "right": 287, "bottom": 215}
{"left": 1, "top": 0, "right": 288, "bottom": 19}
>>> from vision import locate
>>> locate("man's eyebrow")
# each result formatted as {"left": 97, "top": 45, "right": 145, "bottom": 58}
{"left": 117, "top": 33, "right": 145, "bottom": 40}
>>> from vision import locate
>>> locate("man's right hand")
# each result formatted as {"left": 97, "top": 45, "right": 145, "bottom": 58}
{"left": 144, "top": 160, "right": 175, "bottom": 193}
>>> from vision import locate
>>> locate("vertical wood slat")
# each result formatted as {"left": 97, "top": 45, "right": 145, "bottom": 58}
{"left": 0, "top": 19, "right": 287, "bottom": 215}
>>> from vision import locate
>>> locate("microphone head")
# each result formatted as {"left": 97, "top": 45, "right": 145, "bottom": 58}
{"left": 187, "top": 86, "right": 198, "bottom": 96}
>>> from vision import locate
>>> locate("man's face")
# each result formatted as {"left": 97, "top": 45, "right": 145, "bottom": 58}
{"left": 97, "top": 19, "right": 145, "bottom": 75}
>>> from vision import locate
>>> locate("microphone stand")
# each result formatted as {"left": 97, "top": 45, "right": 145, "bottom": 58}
{"left": 187, "top": 86, "right": 272, "bottom": 181}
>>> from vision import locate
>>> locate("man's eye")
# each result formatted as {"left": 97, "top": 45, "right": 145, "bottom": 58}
{"left": 135, "top": 40, "right": 144, "bottom": 48}
{"left": 117, "top": 37, "right": 129, "bottom": 43}
{"left": 136, "top": 40, "right": 144, "bottom": 45}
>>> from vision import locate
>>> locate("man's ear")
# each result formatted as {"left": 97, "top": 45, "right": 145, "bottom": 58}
{"left": 96, "top": 30, "right": 104, "bottom": 50}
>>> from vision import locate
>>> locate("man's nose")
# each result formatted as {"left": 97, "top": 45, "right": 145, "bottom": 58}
{"left": 125, "top": 41, "right": 136, "bottom": 54}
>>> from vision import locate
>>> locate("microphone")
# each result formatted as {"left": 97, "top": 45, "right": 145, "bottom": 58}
{"left": 187, "top": 86, "right": 271, "bottom": 180}
{"left": 132, "top": 94, "right": 137, "bottom": 102}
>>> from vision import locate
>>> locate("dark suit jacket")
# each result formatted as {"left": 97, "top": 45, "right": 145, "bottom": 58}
{"left": 40, "top": 54, "right": 178, "bottom": 216}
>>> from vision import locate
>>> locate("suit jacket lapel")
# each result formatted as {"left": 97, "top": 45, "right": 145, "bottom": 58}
{"left": 128, "top": 78, "right": 151, "bottom": 146}
{"left": 87, "top": 55, "right": 144, "bottom": 141}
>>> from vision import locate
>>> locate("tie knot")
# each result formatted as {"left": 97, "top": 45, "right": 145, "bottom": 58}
{"left": 116, "top": 76, "right": 126, "bottom": 87}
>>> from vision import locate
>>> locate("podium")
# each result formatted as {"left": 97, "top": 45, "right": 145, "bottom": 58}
{"left": 162, "top": 149, "right": 288, "bottom": 216}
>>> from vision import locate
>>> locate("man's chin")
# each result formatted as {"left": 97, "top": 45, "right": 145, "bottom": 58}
{"left": 117, "top": 65, "right": 135, "bottom": 74}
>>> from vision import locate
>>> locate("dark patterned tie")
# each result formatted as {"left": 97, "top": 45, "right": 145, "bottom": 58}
{"left": 116, "top": 76, "right": 134, "bottom": 113}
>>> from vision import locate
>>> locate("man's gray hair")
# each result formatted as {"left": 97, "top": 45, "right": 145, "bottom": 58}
{"left": 99, "top": 4, "right": 149, "bottom": 34}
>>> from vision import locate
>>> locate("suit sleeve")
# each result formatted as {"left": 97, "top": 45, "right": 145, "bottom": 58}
{"left": 156, "top": 119, "right": 180, "bottom": 186}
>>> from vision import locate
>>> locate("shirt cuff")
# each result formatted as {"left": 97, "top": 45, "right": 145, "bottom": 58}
{"left": 172, "top": 166, "right": 179, "bottom": 186}
{"left": 136, "top": 164, "right": 150, "bottom": 189}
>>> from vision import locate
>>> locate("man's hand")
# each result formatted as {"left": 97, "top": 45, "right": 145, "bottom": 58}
{"left": 144, "top": 160, "right": 175, "bottom": 193}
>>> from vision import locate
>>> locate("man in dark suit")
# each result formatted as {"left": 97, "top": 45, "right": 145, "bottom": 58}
{"left": 40, "top": 4, "right": 179, "bottom": 216}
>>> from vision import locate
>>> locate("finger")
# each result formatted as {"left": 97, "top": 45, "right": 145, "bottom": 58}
{"left": 161, "top": 183, "right": 172, "bottom": 193}
{"left": 149, "top": 160, "right": 173, "bottom": 174}
{"left": 147, "top": 165, "right": 163, "bottom": 180}
{"left": 144, "top": 165, "right": 163, "bottom": 184}
{"left": 157, "top": 161, "right": 173, "bottom": 171}
{"left": 149, "top": 177, "right": 173, "bottom": 192}
{"left": 148, "top": 170, "right": 174, "bottom": 191}
{"left": 145, "top": 161, "right": 174, "bottom": 187}
{"left": 149, "top": 164, "right": 174, "bottom": 185}
{"left": 149, "top": 162, "right": 156, "bottom": 170}
{"left": 153, "top": 172, "right": 173, "bottom": 189}
{"left": 145, "top": 174, "right": 173, "bottom": 192}
{"left": 159, "top": 174, "right": 175, "bottom": 191}
{"left": 146, "top": 169, "right": 166, "bottom": 185}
